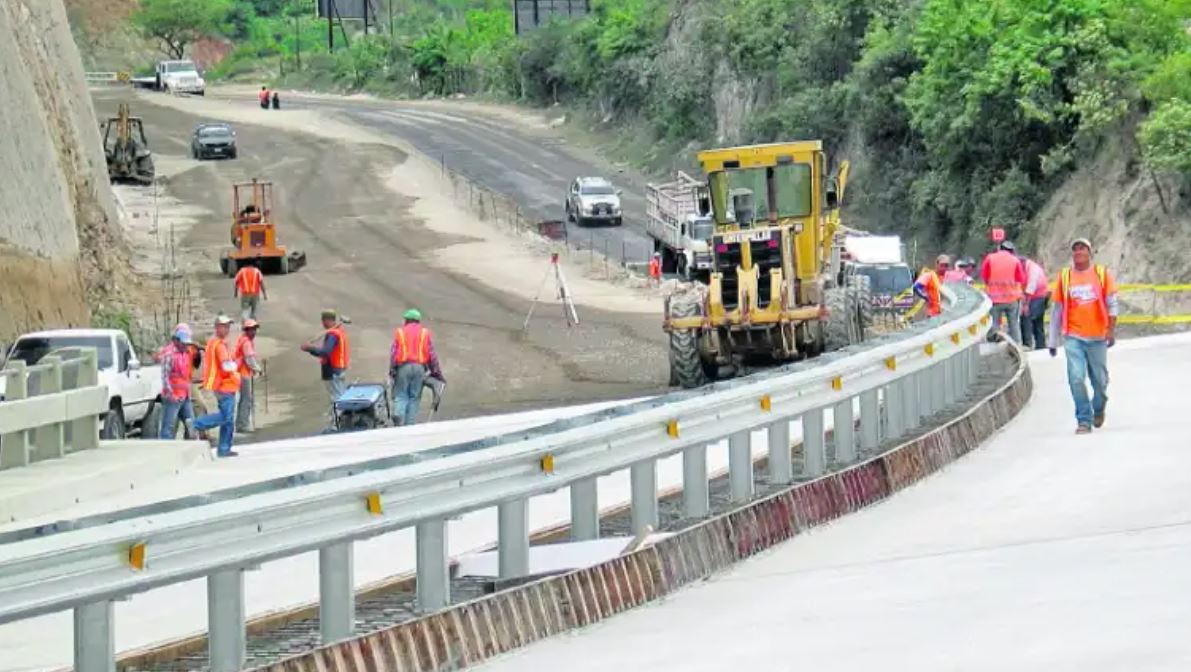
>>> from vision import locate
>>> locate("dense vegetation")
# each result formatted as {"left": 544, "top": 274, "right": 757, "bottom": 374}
{"left": 134, "top": 0, "right": 1191, "bottom": 253}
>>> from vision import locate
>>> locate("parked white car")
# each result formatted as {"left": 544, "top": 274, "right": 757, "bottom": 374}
{"left": 566, "top": 176, "right": 623, "bottom": 227}
{"left": 1, "top": 329, "right": 164, "bottom": 439}
{"left": 156, "top": 59, "right": 206, "bottom": 95}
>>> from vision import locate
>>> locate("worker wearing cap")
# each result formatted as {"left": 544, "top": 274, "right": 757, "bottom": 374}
{"left": 194, "top": 315, "right": 241, "bottom": 457}
{"left": 649, "top": 252, "right": 662, "bottom": 286}
{"left": 942, "top": 256, "right": 972, "bottom": 284}
{"left": 913, "top": 255, "right": 949, "bottom": 317}
{"left": 980, "top": 240, "right": 1027, "bottom": 343}
{"left": 1020, "top": 254, "right": 1051, "bottom": 350}
{"left": 157, "top": 323, "right": 200, "bottom": 439}
{"left": 1048, "top": 238, "right": 1118, "bottom": 434}
{"left": 233, "top": 260, "right": 267, "bottom": 321}
{"left": 390, "top": 309, "right": 444, "bottom": 426}
{"left": 234, "top": 319, "right": 263, "bottom": 433}
{"left": 302, "top": 309, "right": 350, "bottom": 409}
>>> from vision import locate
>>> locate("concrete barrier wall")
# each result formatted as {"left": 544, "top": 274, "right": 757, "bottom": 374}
{"left": 252, "top": 352, "right": 1033, "bottom": 672}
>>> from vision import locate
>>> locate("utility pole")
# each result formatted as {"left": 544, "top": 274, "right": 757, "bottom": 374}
{"left": 363, "top": 0, "right": 368, "bottom": 36}
{"left": 327, "top": 0, "right": 334, "bottom": 51}
{"left": 295, "top": 11, "right": 301, "bottom": 70}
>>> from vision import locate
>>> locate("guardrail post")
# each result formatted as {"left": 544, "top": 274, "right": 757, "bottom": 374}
{"left": 802, "top": 409, "right": 825, "bottom": 477}
{"left": 682, "top": 445, "right": 709, "bottom": 518}
{"left": 498, "top": 498, "right": 530, "bottom": 578}
{"left": 968, "top": 344, "right": 981, "bottom": 387}
{"left": 948, "top": 355, "right": 962, "bottom": 404}
{"left": 319, "top": 542, "right": 354, "bottom": 644}
{"left": 917, "top": 370, "right": 934, "bottom": 420}
{"left": 728, "top": 430, "right": 753, "bottom": 503}
{"left": 884, "top": 383, "right": 904, "bottom": 442}
{"left": 416, "top": 519, "right": 449, "bottom": 612}
{"left": 859, "top": 390, "right": 880, "bottom": 454}
{"left": 74, "top": 600, "right": 114, "bottom": 672}
{"left": 934, "top": 362, "right": 948, "bottom": 410}
{"left": 34, "top": 356, "right": 65, "bottom": 461}
{"left": 72, "top": 349, "right": 100, "bottom": 452}
{"left": 630, "top": 460, "right": 658, "bottom": 533}
{"left": 207, "top": 569, "right": 245, "bottom": 672}
{"left": 0, "top": 362, "right": 30, "bottom": 468}
{"left": 832, "top": 398, "right": 856, "bottom": 464}
{"left": 569, "top": 478, "right": 599, "bottom": 540}
{"left": 767, "top": 419, "right": 793, "bottom": 485}
{"left": 901, "top": 374, "right": 919, "bottom": 430}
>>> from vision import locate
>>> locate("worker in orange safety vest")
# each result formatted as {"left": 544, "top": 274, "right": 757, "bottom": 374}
{"left": 233, "top": 319, "right": 263, "bottom": 433}
{"left": 1047, "top": 238, "right": 1118, "bottom": 434}
{"left": 648, "top": 252, "right": 662, "bottom": 286}
{"left": 913, "top": 254, "right": 949, "bottom": 317}
{"left": 980, "top": 240, "right": 1027, "bottom": 343}
{"left": 233, "top": 260, "right": 268, "bottom": 321}
{"left": 390, "top": 308, "right": 444, "bottom": 426}
{"left": 155, "top": 323, "right": 200, "bottom": 439}
{"left": 301, "top": 309, "right": 350, "bottom": 422}
{"left": 193, "top": 315, "right": 241, "bottom": 457}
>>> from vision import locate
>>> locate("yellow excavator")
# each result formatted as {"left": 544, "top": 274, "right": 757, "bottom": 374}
{"left": 100, "top": 103, "right": 155, "bottom": 185}
{"left": 663, "top": 140, "right": 866, "bottom": 387}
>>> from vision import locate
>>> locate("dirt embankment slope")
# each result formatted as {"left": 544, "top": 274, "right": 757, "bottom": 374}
{"left": 0, "top": 0, "right": 126, "bottom": 341}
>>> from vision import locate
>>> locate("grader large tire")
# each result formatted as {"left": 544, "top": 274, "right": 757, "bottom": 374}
{"left": 824, "top": 287, "right": 851, "bottom": 352}
{"left": 668, "top": 291, "right": 710, "bottom": 389}
{"left": 848, "top": 274, "right": 874, "bottom": 332}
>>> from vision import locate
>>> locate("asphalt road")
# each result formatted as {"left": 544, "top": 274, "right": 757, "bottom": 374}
{"left": 92, "top": 92, "right": 668, "bottom": 440}
{"left": 219, "top": 92, "right": 660, "bottom": 265}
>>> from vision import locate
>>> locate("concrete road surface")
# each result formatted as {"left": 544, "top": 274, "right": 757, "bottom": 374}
{"left": 473, "top": 337, "right": 1191, "bottom": 672}
{"left": 93, "top": 92, "right": 669, "bottom": 440}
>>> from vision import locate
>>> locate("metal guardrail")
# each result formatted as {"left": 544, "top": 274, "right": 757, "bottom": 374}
{"left": 0, "top": 287, "right": 991, "bottom": 672}
{"left": 0, "top": 350, "right": 105, "bottom": 469}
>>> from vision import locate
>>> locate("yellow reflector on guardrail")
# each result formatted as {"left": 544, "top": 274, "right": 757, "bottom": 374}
{"left": 666, "top": 420, "right": 679, "bottom": 438}
{"left": 128, "top": 542, "right": 146, "bottom": 571}
{"left": 831, "top": 376, "right": 843, "bottom": 391}
{"left": 540, "top": 454, "right": 555, "bottom": 474}
{"left": 365, "top": 492, "right": 383, "bottom": 515}
{"left": 759, "top": 394, "right": 771, "bottom": 411}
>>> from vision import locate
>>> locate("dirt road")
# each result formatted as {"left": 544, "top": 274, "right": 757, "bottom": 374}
{"left": 92, "top": 92, "right": 668, "bottom": 440}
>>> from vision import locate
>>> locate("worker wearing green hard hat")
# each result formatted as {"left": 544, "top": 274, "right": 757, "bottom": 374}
{"left": 389, "top": 308, "right": 444, "bottom": 427}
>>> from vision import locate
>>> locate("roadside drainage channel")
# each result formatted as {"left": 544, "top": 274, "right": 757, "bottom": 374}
{"left": 119, "top": 350, "right": 1017, "bottom": 672}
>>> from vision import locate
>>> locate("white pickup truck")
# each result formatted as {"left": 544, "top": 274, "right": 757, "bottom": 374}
{"left": 1, "top": 329, "right": 164, "bottom": 439}
{"left": 644, "top": 172, "right": 715, "bottom": 281}
{"left": 130, "top": 59, "right": 206, "bottom": 95}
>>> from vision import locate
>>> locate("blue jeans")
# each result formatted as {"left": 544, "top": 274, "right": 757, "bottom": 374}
{"left": 392, "top": 363, "right": 426, "bottom": 426}
{"left": 158, "top": 397, "right": 195, "bottom": 439}
{"left": 194, "top": 392, "right": 236, "bottom": 455}
{"left": 1064, "top": 336, "right": 1108, "bottom": 426}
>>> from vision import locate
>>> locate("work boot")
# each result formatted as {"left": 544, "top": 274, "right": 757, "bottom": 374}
{"left": 1093, "top": 403, "right": 1107, "bottom": 429}
{"left": 1076, "top": 424, "right": 1092, "bottom": 435}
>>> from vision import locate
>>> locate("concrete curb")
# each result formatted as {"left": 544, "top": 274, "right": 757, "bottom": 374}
{"left": 250, "top": 349, "right": 1033, "bottom": 672}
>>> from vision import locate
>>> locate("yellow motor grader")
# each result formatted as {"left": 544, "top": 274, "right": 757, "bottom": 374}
{"left": 663, "top": 140, "right": 867, "bottom": 388}
{"left": 100, "top": 103, "right": 155, "bottom": 185}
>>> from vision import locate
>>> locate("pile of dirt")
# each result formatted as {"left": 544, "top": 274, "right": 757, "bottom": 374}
{"left": 0, "top": 0, "right": 130, "bottom": 341}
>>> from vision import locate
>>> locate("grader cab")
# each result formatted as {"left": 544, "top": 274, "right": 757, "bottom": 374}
{"left": 664, "top": 141, "right": 868, "bottom": 388}
{"left": 219, "top": 179, "right": 307, "bottom": 276}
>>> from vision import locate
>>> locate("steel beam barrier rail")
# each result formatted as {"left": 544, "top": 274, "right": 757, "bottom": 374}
{"left": 0, "top": 349, "right": 105, "bottom": 469}
{"left": 0, "top": 290, "right": 990, "bottom": 672}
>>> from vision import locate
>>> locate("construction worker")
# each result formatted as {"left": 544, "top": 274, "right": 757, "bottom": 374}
{"left": 156, "top": 323, "right": 199, "bottom": 439}
{"left": 233, "top": 260, "right": 267, "bottom": 321}
{"left": 234, "top": 319, "right": 263, "bottom": 433}
{"left": 913, "top": 255, "right": 948, "bottom": 317}
{"left": 1048, "top": 238, "right": 1117, "bottom": 434}
{"left": 271, "top": 91, "right": 280, "bottom": 110}
{"left": 1020, "top": 255, "right": 1050, "bottom": 350}
{"left": 648, "top": 252, "right": 662, "bottom": 286}
{"left": 390, "top": 308, "right": 444, "bottom": 426}
{"left": 980, "top": 240, "right": 1027, "bottom": 343}
{"left": 943, "top": 257, "right": 972, "bottom": 284}
{"left": 193, "top": 315, "right": 241, "bottom": 457}
{"left": 259, "top": 86, "right": 270, "bottom": 109}
{"left": 301, "top": 309, "right": 350, "bottom": 409}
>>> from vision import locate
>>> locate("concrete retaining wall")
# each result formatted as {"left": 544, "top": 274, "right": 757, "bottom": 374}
{"left": 251, "top": 350, "right": 1033, "bottom": 672}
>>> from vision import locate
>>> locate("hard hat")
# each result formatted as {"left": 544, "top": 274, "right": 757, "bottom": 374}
{"left": 214, "top": 314, "right": 233, "bottom": 326}
{"left": 242, "top": 319, "right": 260, "bottom": 330}
{"left": 320, "top": 309, "right": 337, "bottom": 321}
{"left": 936, "top": 254, "right": 952, "bottom": 265}
{"left": 955, "top": 258, "right": 971, "bottom": 268}
{"left": 404, "top": 308, "right": 422, "bottom": 321}
{"left": 1000, "top": 240, "right": 1017, "bottom": 252}
{"left": 173, "top": 323, "right": 193, "bottom": 344}
{"left": 1071, "top": 237, "right": 1092, "bottom": 251}
{"left": 654, "top": 252, "right": 661, "bottom": 257}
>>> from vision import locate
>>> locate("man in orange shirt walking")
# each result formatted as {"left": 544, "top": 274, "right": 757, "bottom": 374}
{"left": 233, "top": 260, "right": 267, "bottom": 321}
{"left": 193, "top": 315, "right": 241, "bottom": 456}
{"left": 1048, "top": 238, "right": 1118, "bottom": 434}
{"left": 913, "top": 254, "right": 949, "bottom": 317}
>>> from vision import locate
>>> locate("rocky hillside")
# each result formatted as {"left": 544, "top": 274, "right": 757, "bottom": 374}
{"left": 0, "top": 0, "right": 125, "bottom": 341}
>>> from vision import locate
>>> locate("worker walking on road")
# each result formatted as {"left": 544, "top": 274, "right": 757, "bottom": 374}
{"left": 156, "top": 323, "right": 200, "bottom": 439}
{"left": 301, "top": 309, "right": 350, "bottom": 415}
{"left": 390, "top": 309, "right": 444, "bottom": 426}
{"left": 1048, "top": 238, "right": 1118, "bottom": 434}
{"left": 981, "top": 240, "right": 1027, "bottom": 343}
{"left": 234, "top": 319, "right": 263, "bottom": 433}
{"left": 913, "top": 255, "right": 948, "bottom": 317}
{"left": 1020, "top": 255, "right": 1050, "bottom": 350}
{"left": 193, "top": 315, "right": 241, "bottom": 457}
{"left": 233, "top": 260, "right": 267, "bottom": 321}
{"left": 259, "top": 86, "right": 270, "bottom": 109}
{"left": 649, "top": 252, "right": 662, "bottom": 286}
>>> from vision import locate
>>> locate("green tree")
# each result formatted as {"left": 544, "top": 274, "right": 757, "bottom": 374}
{"left": 131, "top": 0, "right": 233, "bottom": 59}
{"left": 1140, "top": 99, "right": 1191, "bottom": 175}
